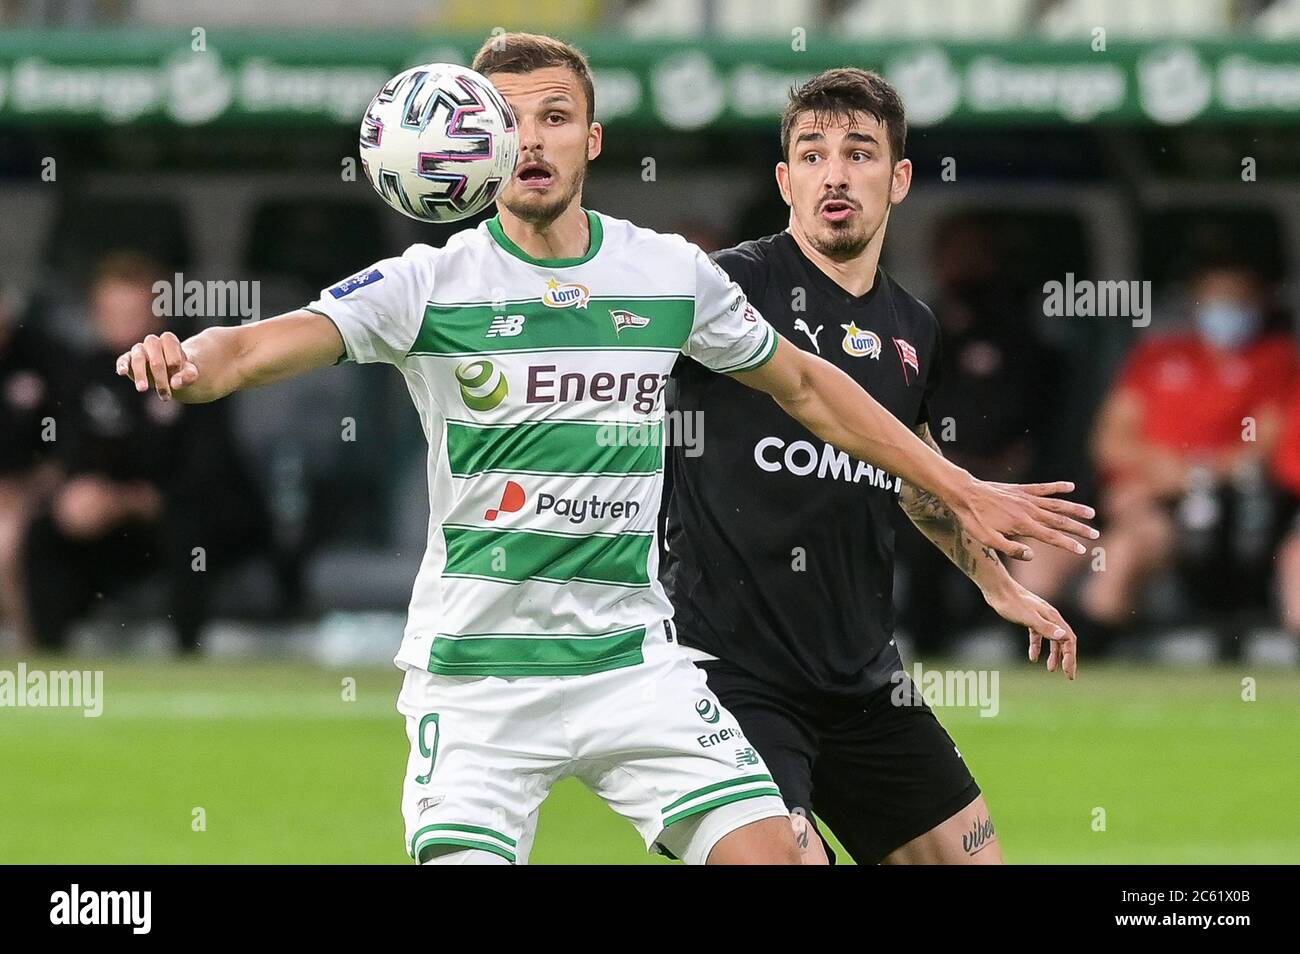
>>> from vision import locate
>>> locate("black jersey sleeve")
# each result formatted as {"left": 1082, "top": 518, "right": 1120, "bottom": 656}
{"left": 709, "top": 241, "right": 770, "bottom": 303}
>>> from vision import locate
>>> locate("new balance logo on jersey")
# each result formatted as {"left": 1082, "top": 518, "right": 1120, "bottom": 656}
{"left": 486, "top": 314, "right": 526, "bottom": 337}
{"left": 754, "top": 436, "right": 902, "bottom": 491}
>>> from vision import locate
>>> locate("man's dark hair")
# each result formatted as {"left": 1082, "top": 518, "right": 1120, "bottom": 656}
{"left": 780, "top": 67, "right": 907, "bottom": 165}
{"left": 471, "top": 32, "right": 596, "bottom": 125}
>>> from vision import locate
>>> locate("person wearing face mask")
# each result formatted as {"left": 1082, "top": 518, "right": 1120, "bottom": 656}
{"left": 1068, "top": 260, "right": 1295, "bottom": 652}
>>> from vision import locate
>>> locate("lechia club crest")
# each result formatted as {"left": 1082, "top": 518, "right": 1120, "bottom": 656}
{"left": 840, "top": 321, "right": 882, "bottom": 358}
{"left": 543, "top": 278, "right": 589, "bottom": 309}
{"left": 609, "top": 309, "right": 650, "bottom": 336}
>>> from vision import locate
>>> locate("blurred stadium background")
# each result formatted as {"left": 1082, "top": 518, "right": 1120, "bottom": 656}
{"left": 1, "top": 0, "right": 1298, "bottom": 863}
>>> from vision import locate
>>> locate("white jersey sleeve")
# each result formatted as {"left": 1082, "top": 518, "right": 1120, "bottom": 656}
{"left": 681, "top": 245, "right": 779, "bottom": 375}
{"left": 305, "top": 244, "right": 435, "bottom": 365}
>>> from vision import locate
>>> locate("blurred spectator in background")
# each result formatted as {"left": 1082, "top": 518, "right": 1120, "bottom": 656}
{"left": 22, "top": 252, "right": 268, "bottom": 654}
{"left": 0, "top": 282, "right": 61, "bottom": 649}
{"left": 923, "top": 217, "right": 1064, "bottom": 480}
{"left": 1030, "top": 259, "right": 1294, "bottom": 651}
{"left": 896, "top": 217, "right": 1063, "bottom": 651}
{"left": 1269, "top": 384, "right": 1300, "bottom": 639}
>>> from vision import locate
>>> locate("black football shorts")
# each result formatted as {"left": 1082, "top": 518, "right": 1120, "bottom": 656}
{"left": 698, "top": 659, "right": 981, "bottom": 864}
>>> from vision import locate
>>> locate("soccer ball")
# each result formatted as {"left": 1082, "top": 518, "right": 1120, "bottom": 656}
{"left": 359, "top": 63, "right": 519, "bottom": 224}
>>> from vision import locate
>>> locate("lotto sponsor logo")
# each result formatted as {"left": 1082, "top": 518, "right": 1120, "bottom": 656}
{"left": 754, "top": 437, "right": 902, "bottom": 491}
{"left": 542, "top": 278, "right": 589, "bottom": 309}
{"left": 840, "top": 321, "right": 881, "bottom": 358}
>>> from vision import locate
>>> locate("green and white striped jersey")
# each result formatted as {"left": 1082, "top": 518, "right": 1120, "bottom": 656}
{"left": 307, "top": 209, "right": 778, "bottom": 677}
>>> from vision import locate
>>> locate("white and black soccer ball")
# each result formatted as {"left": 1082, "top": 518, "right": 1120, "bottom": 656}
{"left": 359, "top": 63, "right": 519, "bottom": 224}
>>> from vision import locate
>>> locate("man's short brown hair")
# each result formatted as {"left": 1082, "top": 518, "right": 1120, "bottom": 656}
{"left": 471, "top": 32, "right": 596, "bottom": 125}
{"left": 780, "top": 68, "right": 906, "bottom": 165}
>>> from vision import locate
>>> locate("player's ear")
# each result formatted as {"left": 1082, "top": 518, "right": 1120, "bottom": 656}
{"left": 775, "top": 162, "right": 793, "bottom": 207}
{"left": 889, "top": 158, "right": 912, "bottom": 205}
{"left": 587, "top": 121, "right": 603, "bottom": 161}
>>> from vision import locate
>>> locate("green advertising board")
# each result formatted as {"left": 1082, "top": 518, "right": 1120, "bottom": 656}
{"left": 1, "top": 30, "right": 1298, "bottom": 129}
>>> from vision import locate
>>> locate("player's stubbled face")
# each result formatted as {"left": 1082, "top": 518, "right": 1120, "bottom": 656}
{"left": 490, "top": 66, "right": 598, "bottom": 225}
{"left": 784, "top": 111, "right": 897, "bottom": 260}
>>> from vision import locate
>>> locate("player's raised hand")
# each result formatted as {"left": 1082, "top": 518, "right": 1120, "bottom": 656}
{"left": 985, "top": 579, "right": 1078, "bottom": 680}
{"left": 953, "top": 479, "right": 1097, "bottom": 562}
{"left": 115, "top": 331, "right": 199, "bottom": 400}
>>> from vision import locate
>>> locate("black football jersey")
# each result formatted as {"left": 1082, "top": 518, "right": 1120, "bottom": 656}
{"left": 663, "top": 231, "right": 942, "bottom": 700}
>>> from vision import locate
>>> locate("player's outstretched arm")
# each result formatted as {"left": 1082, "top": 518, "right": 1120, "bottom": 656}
{"left": 115, "top": 310, "right": 346, "bottom": 404}
{"left": 899, "top": 423, "right": 1078, "bottom": 679}
{"left": 730, "top": 335, "right": 1098, "bottom": 561}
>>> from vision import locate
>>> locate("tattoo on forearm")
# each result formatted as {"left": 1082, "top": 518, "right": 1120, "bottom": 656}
{"left": 963, "top": 814, "right": 997, "bottom": 856}
{"left": 952, "top": 529, "right": 1002, "bottom": 578}
{"left": 900, "top": 425, "right": 1001, "bottom": 579}
{"left": 899, "top": 423, "right": 960, "bottom": 526}
{"left": 901, "top": 485, "right": 956, "bottom": 525}
{"left": 952, "top": 526, "right": 977, "bottom": 577}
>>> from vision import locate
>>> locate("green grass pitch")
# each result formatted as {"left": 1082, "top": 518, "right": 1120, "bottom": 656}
{"left": 1, "top": 658, "right": 1296, "bottom": 863}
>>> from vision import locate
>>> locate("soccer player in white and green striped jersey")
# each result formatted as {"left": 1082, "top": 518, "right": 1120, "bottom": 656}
{"left": 114, "top": 32, "right": 1094, "bottom": 865}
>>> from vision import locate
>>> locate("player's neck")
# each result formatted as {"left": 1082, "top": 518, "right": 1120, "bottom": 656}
{"left": 495, "top": 201, "right": 591, "bottom": 262}
{"left": 787, "top": 215, "right": 885, "bottom": 298}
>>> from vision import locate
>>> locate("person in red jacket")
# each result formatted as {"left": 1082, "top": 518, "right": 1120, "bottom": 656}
{"left": 1020, "top": 260, "right": 1295, "bottom": 649}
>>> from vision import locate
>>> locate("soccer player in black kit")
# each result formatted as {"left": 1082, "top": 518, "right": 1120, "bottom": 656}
{"left": 663, "top": 69, "right": 1085, "bottom": 864}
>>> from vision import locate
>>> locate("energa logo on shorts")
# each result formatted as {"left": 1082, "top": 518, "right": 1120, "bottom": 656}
{"left": 695, "top": 698, "right": 721, "bottom": 724}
